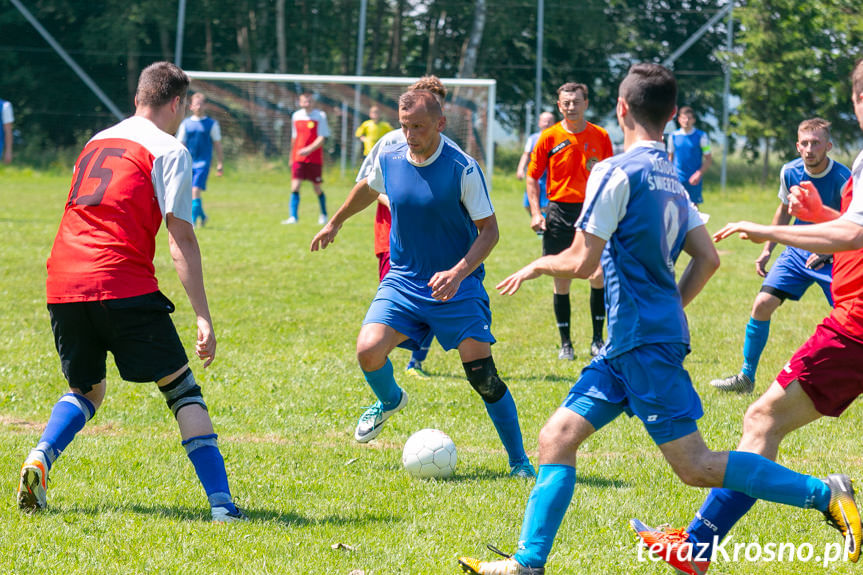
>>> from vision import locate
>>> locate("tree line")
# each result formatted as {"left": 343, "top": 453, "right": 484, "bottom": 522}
{"left": 1, "top": 0, "right": 861, "bottom": 166}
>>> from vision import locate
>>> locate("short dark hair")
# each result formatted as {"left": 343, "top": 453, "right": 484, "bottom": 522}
{"left": 557, "top": 82, "right": 588, "bottom": 99}
{"left": 798, "top": 117, "right": 831, "bottom": 139}
{"left": 619, "top": 63, "right": 677, "bottom": 132}
{"left": 678, "top": 106, "right": 695, "bottom": 118}
{"left": 135, "top": 62, "right": 189, "bottom": 108}
{"left": 398, "top": 90, "right": 442, "bottom": 118}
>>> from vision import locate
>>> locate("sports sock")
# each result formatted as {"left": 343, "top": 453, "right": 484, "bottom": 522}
{"left": 686, "top": 488, "right": 757, "bottom": 555}
{"left": 513, "top": 464, "right": 576, "bottom": 568}
{"left": 363, "top": 358, "right": 402, "bottom": 410}
{"left": 183, "top": 434, "right": 238, "bottom": 513}
{"left": 192, "top": 198, "right": 203, "bottom": 224}
{"left": 722, "top": 450, "right": 830, "bottom": 510}
{"left": 36, "top": 393, "right": 96, "bottom": 470}
{"left": 741, "top": 317, "right": 770, "bottom": 382}
{"left": 553, "top": 293, "right": 571, "bottom": 346}
{"left": 409, "top": 332, "right": 434, "bottom": 366}
{"left": 290, "top": 191, "right": 300, "bottom": 219}
{"left": 317, "top": 192, "right": 327, "bottom": 217}
{"left": 484, "top": 389, "right": 529, "bottom": 467}
{"left": 590, "top": 287, "right": 605, "bottom": 342}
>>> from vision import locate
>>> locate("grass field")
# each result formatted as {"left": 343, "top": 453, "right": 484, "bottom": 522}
{"left": 0, "top": 160, "right": 859, "bottom": 574}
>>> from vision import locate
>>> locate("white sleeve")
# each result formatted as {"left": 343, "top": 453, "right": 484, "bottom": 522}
{"left": 210, "top": 121, "right": 222, "bottom": 142}
{"left": 840, "top": 152, "right": 863, "bottom": 226}
{"left": 666, "top": 134, "right": 675, "bottom": 155}
{"left": 777, "top": 164, "right": 790, "bottom": 204}
{"left": 686, "top": 200, "right": 709, "bottom": 231}
{"left": 576, "top": 162, "right": 628, "bottom": 241}
{"left": 460, "top": 161, "right": 494, "bottom": 220}
{"left": 317, "top": 111, "right": 330, "bottom": 138}
{"left": 290, "top": 112, "right": 298, "bottom": 139}
{"left": 2, "top": 102, "right": 13, "bottom": 124}
{"left": 153, "top": 148, "right": 194, "bottom": 224}
{"left": 367, "top": 154, "right": 387, "bottom": 195}
{"left": 175, "top": 122, "right": 187, "bottom": 144}
{"left": 357, "top": 139, "right": 383, "bottom": 182}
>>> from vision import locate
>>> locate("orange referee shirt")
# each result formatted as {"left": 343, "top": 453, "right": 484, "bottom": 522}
{"left": 527, "top": 121, "right": 613, "bottom": 204}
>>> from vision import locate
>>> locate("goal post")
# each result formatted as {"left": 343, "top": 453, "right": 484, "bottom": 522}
{"left": 186, "top": 71, "right": 496, "bottom": 179}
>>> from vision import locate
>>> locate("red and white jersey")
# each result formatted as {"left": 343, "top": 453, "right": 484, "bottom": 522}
{"left": 291, "top": 108, "right": 329, "bottom": 165}
{"left": 832, "top": 149, "right": 863, "bottom": 338}
{"left": 46, "top": 116, "right": 193, "bottom": 303}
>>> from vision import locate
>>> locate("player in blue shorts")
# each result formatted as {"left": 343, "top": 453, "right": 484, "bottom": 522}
{"left": 311, "top": 89, "right": 534, "bottom": 478}
{"left": 710, "top": 118, "right": 850, "bottom": 393}
{"left": 177, "top": 93, "right": 223, "bottom": 227}
{"left": 457, "top": 63, "right": 860, "bottom": 575}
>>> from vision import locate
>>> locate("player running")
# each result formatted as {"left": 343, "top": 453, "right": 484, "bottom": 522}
{"left": 16, "top": 62, "right": 244, "bottom": 523}
{"left": 457, "top": 62, "right": 860, "bottom": 575}
{"left": 631, "top": 58, "right": 863, "bottom": 575}
{"left": 311, "top": 89, "right": 534, "bottom": 478}
{"left": 710, "top": 118, "right": 850, "bottom": 393}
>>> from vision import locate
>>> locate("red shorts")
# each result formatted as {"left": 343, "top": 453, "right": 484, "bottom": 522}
{"left": 377, "top": 251, "right": 391, "bottom": 282}
{"left": 292, "top": 162, "right": 323, "bottom": 183}
{"left": 775, "top": 315, "right": 863, "bottom": 416}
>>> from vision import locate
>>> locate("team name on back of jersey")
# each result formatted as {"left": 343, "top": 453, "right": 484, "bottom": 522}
{"left": 647, "top": 155, "right": 684, "bottom": 194}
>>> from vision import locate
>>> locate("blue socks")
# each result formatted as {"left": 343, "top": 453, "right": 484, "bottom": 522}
{"left": 363, "top": 359, "right": 402, "bottom": 410}
{"left": 722, "top": 451, "right": 830, "bottom": 510}
{"left": 686, "top": 488, "right": 757, "bottom": 553}
{"left": 36, "top": 393, "right": 96, "bottom": 470}
{"left": 317, "top": 192, "right": 327, "bottom": 217}
{"left": 741, "top": 317, "right": 770, "bottom": 382}
{"left": 484, "top": 389, "right": 529, "bottom": 467}
{"left": 192, "top": 198, "right": 205, "bottom": 224}
{"left": 290, "top": 191, "right": 300, "bottom": 219}
{"left": 513, "top": 464, "right": 576, "bottom": 568}
{"left": 409, "top": 333, "right": 434, "bottom": 366}
{"left": 183, "top": 433, "right": 237, "bottom": 513}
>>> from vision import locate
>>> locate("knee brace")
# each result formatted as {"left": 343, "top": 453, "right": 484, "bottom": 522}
{"left": 160, "top": 368, "right": 207, "bottom": 417}
{"left": 463, "top": 356, "right": 508, "bottom": 403}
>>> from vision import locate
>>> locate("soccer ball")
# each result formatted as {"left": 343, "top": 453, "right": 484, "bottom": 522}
{"left": 402, "top": 428, "right": 457, "bottom": 479}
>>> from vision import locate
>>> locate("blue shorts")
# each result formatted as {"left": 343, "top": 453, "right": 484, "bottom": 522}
{"left": 363, "top": 274, "right": 495, "bottom": 352}
{"left": 522, "top": 177, "right": 549, "bottom": 209}
{"left": 561, "top": 343, "right": 703, "bottom": 445}
{"left": 192, "top": 160, "right": 211, "bottom": 190}
{"left": 762, "top": 247, "right": 833, "bottom": 304}
{"left": 681, "top": 179, "right": 703, "bottom": 204}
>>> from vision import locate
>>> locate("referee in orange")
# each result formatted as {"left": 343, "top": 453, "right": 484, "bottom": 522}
{"left": 526, "top": 82, "right": 613, "bottom": 360}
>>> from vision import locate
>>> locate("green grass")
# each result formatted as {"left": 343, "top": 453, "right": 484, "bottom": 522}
{"left": 0, "top": 159, "right": 859, "bottom": 574}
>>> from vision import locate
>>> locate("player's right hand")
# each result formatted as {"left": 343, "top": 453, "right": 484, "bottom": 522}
{"left": 530, "top": 213, "right": 546, "bottom": 233}
{"left": 754, "top": 250, "right": 770, "bottom": 277}
{"left": 496, "top": 263, "right": 541, "bottom": 295}
{"left": 310, "top": 222, "right": 341, "bottom": 251}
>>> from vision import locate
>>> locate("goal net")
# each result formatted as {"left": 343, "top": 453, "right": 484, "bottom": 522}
{"left": 186, "top": 72, "right": 496, "bottom": 176}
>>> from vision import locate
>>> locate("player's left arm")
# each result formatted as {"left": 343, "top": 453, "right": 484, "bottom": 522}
{"left": 300, "top": 135, "right": 325, "bottom": 156}
{"left": 211, "top": 122, "right": 223, "bottom": 174}
{"left": 678, "top": 224, "right": 720, "bottom": 308}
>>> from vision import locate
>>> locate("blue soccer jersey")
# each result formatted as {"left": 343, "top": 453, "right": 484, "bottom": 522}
{"left": 669, "top": 128, "right": 710, "bottom": 203}
{"left": 577, "top": 141, "right": 705, "bottom": 359}
{"left": 367, "top": 139, "right": 493, "bottom": 283}
{"left": 778, "top": 157, "right": 849, "bottom": 224}
{"left": 177, "top": 116, "right": 220, "bottom": 166}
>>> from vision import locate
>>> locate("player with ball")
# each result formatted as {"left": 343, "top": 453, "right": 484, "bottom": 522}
{"left": 311, "top": 89, "right": 534, "bottom": 479}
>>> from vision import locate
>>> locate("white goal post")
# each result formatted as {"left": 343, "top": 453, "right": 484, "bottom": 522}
{"left": 186, "top": 72, "right": 496, "bottom": 178}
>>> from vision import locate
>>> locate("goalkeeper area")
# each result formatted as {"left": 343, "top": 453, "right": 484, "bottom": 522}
{"left": 186, "top": 72, "right": 496, "bottom": 175}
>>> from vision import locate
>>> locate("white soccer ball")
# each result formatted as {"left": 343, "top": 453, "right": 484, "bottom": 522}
{"left": 402, "top": 428, "right": 457, "bottom": 479}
